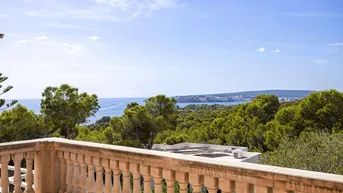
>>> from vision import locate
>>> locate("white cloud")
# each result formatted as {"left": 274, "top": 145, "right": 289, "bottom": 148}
{"left": 256, "top": 47, "right": 265, "bottom": 53}
{"left": 44, "top": 23, "right": 95, "bottom": 30}
{"left": 273, "top": 49, "right": 280, "bottom": 53}
{"left": 35, "top": 35, "right": 49, "bottom": 40}
{"left": 25, "top": 0, "right": 186, "bottom": 21}
{"left": 16, "top": 35, "right": 85, "bottom": 55}
{"left": 17, "top": 35, "right": 48, "bottom": 44}
{"left": 62, "top": 43, "right": 85, "bottom": 55}
{"left": 329, "top": 43, "right": 343, "bottom": 46}
{"left": 0, "top": 13, "right": 13, "bottom": 19}
{"left": 89, "top": 36, "right": 100, "bottom": 41}
{"left": 18, "top": 40, "right": 33, "bottom": 44}
{"left": 314, "top": 59, "right": 328, "bottom": 65}
{"left": 92, "top": 0, "right": 185, "bottom": 10}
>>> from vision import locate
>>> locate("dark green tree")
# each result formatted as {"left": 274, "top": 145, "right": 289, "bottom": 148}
{"left": 107, "top": 95, "right": 177, "bottom": 149}
{"left": 87, "top": 116, "right": 111, "bottom": 130}
{"left": 298, "top": 90, "right": 343, "bottom": 133}
{"left": 41, "top": 84, "right": 100, "bottom": 139}
{"left": 0, "top": 73, "right": 17, "bottom": 110}
{"left": 0, "top": 105, "right": 47, "bottom": 142}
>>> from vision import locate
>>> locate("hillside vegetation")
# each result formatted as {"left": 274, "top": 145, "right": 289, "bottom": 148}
{"left": 1, "top": 80, "right": 342, "bottom": 175}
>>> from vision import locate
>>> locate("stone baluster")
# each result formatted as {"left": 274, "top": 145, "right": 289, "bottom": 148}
{"left": 254, "top": 185, "right": 269, "bottom": 193}
{"left": 71, "top": 153, "right": 81, "bottom": 193}
{"left": 0, "top": 155, "right": 10, "bottom": 193}
{"left": 176, "top": 172, "right": 189, "bottom": 193}
{"left": 141, "top": 166, "right": 152, "bottom": 193}
{"left": 189, "top": 174, "right": 204, "bottom": 193}
{"left": 65, "top": 152, "right": 74, "bottom": 193}
{"left": 204, "top": 176, "right": 218, "bottom": 193}
{"left": 93, "top": 157, "right": 103, "bottom": 193}
{"left": 24, "top": 152, "right": 35, "bottom": 193}
{"left": 102, "top": 159, "right": 113, "bottom": 193}
{"left": 219, "top": 179, "right": 234, "bottom": 193}
{"left": 85, "top": 156, "right": 96, "bottom": 193}
{"left": 119, "top": 162, "right": 130, "bottom": 193}
{"left": 130, "top": 163, "right": 141, "bottom": 193}
{"left": 78, "top": 154, "right": 87, "bottom": 193}
{"left": 235, "top": 182, "right": 250, "bottom": 193}
{"left": 163, "top": 170, "right": 175, "bottom": 193}
{"left": 151, "top": 168, "right": 162, "bottom": 193}
{"left": 110, "top": 160, "right": 121, "bottom": 193}
{"left": 58, "top": 151, "right": 67, "bottom": 193}
{"left": 13, "top": 153, "right": 24, "bottom": 193}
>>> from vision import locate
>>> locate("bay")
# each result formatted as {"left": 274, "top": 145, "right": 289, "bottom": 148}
{"left": 13, "top": 98, "right": 243, "bottom": 123}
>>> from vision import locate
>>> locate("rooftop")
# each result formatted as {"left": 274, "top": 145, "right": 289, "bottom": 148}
{"left": 152, "top": 142, "right": 261, "bottom": 163}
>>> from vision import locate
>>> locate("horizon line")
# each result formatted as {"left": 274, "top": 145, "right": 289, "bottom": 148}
{"left": 4, "top": 89, "right": 321, "bottom": 100}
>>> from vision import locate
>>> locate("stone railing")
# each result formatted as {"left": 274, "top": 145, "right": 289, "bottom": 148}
{"left": 0, "top": 138, "right": 343, "bottom": 193}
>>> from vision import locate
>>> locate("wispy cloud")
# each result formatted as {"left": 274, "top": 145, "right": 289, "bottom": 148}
{"left": 256, "top": 47, "right": 265, "bottom": 53}
{"left": 89, "top": 36, "right": 100, "bottom": 41}
{"left": 18, "top": 35, "right": 49, "bottom": 44}
{"left": 0, "top": 13, "right": 13, "bottom": 19}
{"left": 91, "top": 0, "right": 185, "bottom": 11}
{"left": 44, "top": 23, "right": 95, "bottom": 30}
{"left": 281, "top": 12, "right": 343, "bottom": 18}
{"left": 314, "top": 59, "right": 329, "bottom": 65}
{"left": 17, "top": 35, "right": 85, "bottom": 56}
{"left": 25, "top": 0, "right": 186, "bottom": 21}
{"left": 35, "top": 35, "right": 49, "bottom": 40}
{"left": 26, "top": 8, "right": 122, "bottom": 21}
{"left": 62, "top": 43, "right": 85, "bottom": 55}
{"left": 17, "top": 40, "right": 32, "bottom": 44}
{"left": 273, "top": 49, "right": 280, "bottom": 53}
{"left": 329, "top": 43, "right": 343, "bottom": 46}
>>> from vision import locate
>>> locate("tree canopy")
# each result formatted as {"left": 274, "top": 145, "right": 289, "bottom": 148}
{"left": 0, "top": 73, "right": 17, "bottom": 110}
{"left": 1, "top": 86, "right": 343, "bottom": 175}
{"left": 41, "top": 84, "right": 100, "bottom": 138}
{"left": 0, "top": 105, "right": 47, "bottom": 142}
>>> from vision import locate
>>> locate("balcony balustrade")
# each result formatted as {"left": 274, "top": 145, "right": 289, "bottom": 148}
{"left": 0, "top": 138, "right": 342, "bottom": 193}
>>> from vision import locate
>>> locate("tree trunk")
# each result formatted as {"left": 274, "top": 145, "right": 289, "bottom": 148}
{"left": 65, "top": 125, "right": 70, "bottom": 139}
{"left": 147, "top": 132, "right": 156, "bottom": 149}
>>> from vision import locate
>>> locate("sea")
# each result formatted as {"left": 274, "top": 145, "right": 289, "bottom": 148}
{"left": 13, "top": 98, "right": 243, "bottom": 123}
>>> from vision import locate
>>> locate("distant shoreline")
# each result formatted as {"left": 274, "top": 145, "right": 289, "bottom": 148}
{"left": 174, "top": 89, "right": 314, "bottom": 103}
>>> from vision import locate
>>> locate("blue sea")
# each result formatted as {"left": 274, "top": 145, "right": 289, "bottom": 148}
{"left": 14, "top": 98, "right": 243, "bottom": 123}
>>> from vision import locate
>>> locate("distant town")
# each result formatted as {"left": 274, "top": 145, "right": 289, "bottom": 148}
{"left": 174, "top": 90, "right": 315, "bottom": 103}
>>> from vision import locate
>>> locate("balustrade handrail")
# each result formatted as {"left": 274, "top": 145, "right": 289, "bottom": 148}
{"left": 1, "top": 137, "right": 343, "bottom": 193}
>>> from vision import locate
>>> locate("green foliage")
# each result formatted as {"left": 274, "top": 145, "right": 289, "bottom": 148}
{"left": 180, "top": 104, "right": 230, "bottom": 111}
{"left": 100, "top": 95, "right": 178, "bottom": 149}
{"left": 41, "top": 84, "right": 100, "bottom": 138}
{"left": 0, "top": 73, "right": 17, "bottom": 110}
{"left": 298, "top": 90, "right": 343, "bottom": 133}
{"left": 260, "top": 132, "right": 343, "bottom": 175}
{"left": 2, "top": 85, "right": 343, "bottom": 176}
{"left": 264, "top": 90, "right": 343, "bottom": 151}
{"left": 87, "top": 116, "right": 111, "bottom": 130}
{"left": 0, "top": 105, "right": 48, "bottom": 142}
{"left": 156, "top": 94, "right": 281, "bottom": 152}
{"left": 156, "top": 91, "right": 343, "bottom": 155}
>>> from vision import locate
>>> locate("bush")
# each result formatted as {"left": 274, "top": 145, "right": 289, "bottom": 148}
{"left": 260, "top": 132, "right": 343, "bottom": 175}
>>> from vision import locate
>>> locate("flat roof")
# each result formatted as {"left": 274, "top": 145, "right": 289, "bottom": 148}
{"left": 152, "top": 142, "right": 261, "bottom": 162}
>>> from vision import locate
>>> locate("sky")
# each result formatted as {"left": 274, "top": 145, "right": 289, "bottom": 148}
{"left": 1, "top": 0, "right": 343, "bottom": 99}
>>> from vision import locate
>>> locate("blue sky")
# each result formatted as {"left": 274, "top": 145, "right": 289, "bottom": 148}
{"left": 1, "top": 0, "right": 343, "bottom": 99}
